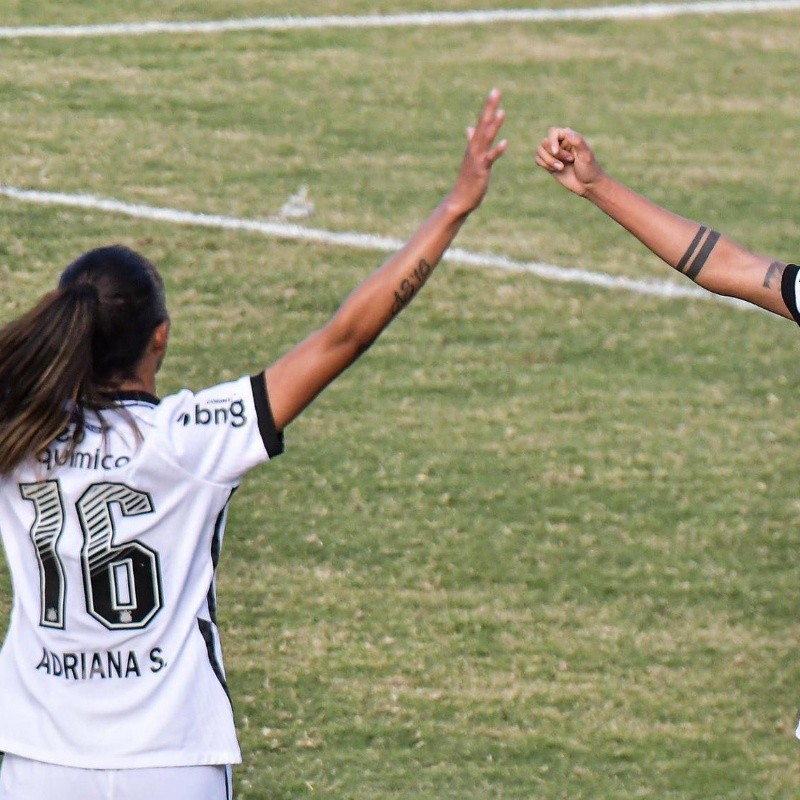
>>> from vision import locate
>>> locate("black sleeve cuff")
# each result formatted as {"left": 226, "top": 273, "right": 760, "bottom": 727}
{"left": 781, "top": 264, "right": 800, "bottom": 327}
{"left": 250, "top": 374, "right": 285, "bottom": 459}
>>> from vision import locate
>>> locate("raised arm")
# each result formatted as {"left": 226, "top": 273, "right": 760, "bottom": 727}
{"left": 535, "top": 126, "right": 793, "bottom": 319}
{"left": 263, "top": 90, "right": 507, "bottom": 431}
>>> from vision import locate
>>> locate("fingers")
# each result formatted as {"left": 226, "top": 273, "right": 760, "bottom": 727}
{"left": 536, "top": 141, "right": 568, "bottom": 173}
{"left": 486, "top": 138, "right": 508, "bottom": 166}
{"left": 479, "top": 88, "right": 503, "bottom": 128}
{"left": 472, "top": 88, "right": 506, "bottom": 150}
{"left": 463, "top": 89, "right": 507, "bottom": 173}
{"left": 536, "top": 126, "right": 583, "bottom": 173}
{"left": 547, "top": 126, "right": 580, "bottom": 156}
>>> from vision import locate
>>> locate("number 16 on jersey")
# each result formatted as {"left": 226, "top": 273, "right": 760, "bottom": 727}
{"left": 21, "top": 480, "right": 164, "bottom": 631}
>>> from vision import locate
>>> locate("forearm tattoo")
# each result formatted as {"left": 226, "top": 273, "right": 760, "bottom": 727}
{"left": 391, "top": 258, "right": 433, "bottom": 315}
{"left": 676, "top": 226, "right": 721, "bottom": 281}
{"left": 762, "top": 260, "right": 786, "bottom": 289}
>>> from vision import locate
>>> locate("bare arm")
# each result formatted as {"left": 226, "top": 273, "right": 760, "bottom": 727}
{"left": 263, "top": 90, "right": 507, "bottom": 431}
{"left": 535, "top": 127, "right": 792, "bottom": 319}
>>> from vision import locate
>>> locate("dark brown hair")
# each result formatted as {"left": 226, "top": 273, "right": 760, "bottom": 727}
{"left": 0, "top": 245, "right": 168, "bottom": 473}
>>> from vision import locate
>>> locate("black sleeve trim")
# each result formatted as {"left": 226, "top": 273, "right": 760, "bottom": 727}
{"left": 250, "top": 374, "right": 285, "bottom": 458}
{"left": 781, "top": 264, "right": 800, "bottom": 327}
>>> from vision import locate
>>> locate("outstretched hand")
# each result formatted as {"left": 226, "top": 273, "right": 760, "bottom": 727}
{"left": 448, "top": 89, "right": 507, "bottom": 216}
{"left": 535, "top": 126, "right": 603, "bottom": 197}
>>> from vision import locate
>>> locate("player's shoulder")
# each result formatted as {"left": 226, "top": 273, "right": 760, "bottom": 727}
{"left": 149, "top": 374, "right": 281, "bottom": 485}
{"left": 155, "top": 375, "right": 255, "bottom": 432}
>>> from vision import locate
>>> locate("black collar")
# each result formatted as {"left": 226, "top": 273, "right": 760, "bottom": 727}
{"left": 102, "top": 390, "right": 161, "bottom": 406}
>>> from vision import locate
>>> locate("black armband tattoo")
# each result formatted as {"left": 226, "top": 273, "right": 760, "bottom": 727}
{"left": 762, "top": 261, "right": 786, "bottom": 289}
{"left": 676, "top": 226, "right": 720, "bottom": 281}
{"left": 391, "top": 259, "right": 434, "bottom": 316}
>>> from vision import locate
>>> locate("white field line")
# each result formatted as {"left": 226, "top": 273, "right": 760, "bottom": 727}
{"left": 1, "top": 1, "right": 800, "bottom": 39}
{"left": 0, "top": 184, "right": 753, "bottom": 310}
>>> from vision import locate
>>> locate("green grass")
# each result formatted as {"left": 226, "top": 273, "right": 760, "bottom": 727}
{"left": 2, "top": 3, "right": 800, "bottom": 798}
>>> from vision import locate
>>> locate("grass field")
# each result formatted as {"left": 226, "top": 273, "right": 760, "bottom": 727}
{"left": 2, "top": 2, "right": 800, "bottom": 798}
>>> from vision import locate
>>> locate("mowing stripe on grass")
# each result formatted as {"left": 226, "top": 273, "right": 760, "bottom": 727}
{"left": 1, "top": 1, "right": 800, "bottom": 39}
{"left": 0, "top": 184, "right": 753, "bottom": 310}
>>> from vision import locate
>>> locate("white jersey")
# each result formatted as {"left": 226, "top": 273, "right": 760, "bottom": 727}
{"left": 0, "top": 374, "right": 283, "bottom": 769}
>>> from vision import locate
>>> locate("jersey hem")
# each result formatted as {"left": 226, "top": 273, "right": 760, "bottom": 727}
{"left": 0, "top": 741, "right": 242, "bottom": 770}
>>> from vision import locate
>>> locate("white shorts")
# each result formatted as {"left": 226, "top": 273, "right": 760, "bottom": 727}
{"left": 0, "top": 754, "right": 232, "bottom": 800}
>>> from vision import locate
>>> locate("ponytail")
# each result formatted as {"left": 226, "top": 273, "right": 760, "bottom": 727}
{"left": 0, "top": 245, "right": 167, "bottom": 475}
{"left": 0, "top": 283, "right": 106, "bottom": 473}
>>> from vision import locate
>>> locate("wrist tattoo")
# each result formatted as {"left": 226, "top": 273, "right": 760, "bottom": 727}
{"left": 676, "top": 226, "right": 720, "bottom": 281}
{"left": 762, "top": 261, "right": 786, "bottom": 289}
{"left": 391, "top": 259, "right": 433, "bottom": 315}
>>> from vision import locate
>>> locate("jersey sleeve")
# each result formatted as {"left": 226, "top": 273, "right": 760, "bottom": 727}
{"left": 155, "top": 374, "right": 284, "bottom": 485}
{"left": 781, "top": 264, "right": 800, "bottom": 326}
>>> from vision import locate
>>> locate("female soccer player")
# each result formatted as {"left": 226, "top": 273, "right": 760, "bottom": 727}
{"left": 0, "top": 90, "right": 506, "bottom": 800}
{"left": 535, "top": 126, "right": 800, "bottom": 321}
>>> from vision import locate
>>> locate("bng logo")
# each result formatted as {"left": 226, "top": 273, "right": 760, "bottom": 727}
{"left": 178, "top": 399, "right": 247, "bottom": 428}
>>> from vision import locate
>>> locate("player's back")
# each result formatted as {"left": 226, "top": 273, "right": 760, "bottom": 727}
{"left": 0, "top": 377, "right": 282, "bottom": 768}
